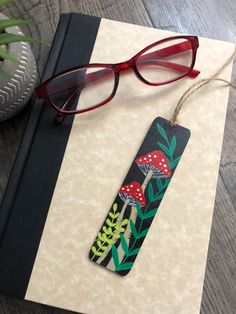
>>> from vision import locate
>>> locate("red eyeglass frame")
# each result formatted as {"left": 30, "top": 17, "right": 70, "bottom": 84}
{"left": 36, "top": 35, "right": 200, "bottom": 116}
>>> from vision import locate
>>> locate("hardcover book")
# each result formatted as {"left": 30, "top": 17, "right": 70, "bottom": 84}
{"left": 0, "top": 13, "right": 234, "bottom": 314}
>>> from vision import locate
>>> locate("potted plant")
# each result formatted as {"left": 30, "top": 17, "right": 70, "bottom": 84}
{"left": 0, "top": 0, "right": 37, "bottom": 121}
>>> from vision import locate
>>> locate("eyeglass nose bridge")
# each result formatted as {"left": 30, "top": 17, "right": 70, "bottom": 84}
{"left": 114, "top": 59, "right": 134, "bottom": 73}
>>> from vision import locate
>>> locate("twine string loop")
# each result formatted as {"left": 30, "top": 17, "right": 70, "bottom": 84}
{"left": 171, "top": 49, "right": 236, "bottom": 126}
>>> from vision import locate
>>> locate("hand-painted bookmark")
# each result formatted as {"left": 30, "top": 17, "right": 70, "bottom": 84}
{"left": 89, "top": 117, "right": 190, "bottom": 276}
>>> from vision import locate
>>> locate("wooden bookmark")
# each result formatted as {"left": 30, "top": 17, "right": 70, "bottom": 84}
{"left": 89, "top": 117, "right": 190, "bottom": 276}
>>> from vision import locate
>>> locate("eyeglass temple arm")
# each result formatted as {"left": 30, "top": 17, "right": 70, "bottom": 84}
{"left": 139, "top": 40, "right": 200, "bottom": 77}
{"left": 44, "top": 40, "right": 200, "bottom": 98}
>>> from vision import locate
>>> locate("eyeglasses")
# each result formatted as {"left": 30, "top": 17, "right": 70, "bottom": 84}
{"left": 36, "top": 35, "right": 200, "bottom": 120}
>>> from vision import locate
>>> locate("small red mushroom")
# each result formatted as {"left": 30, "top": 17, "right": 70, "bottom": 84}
{"left": 117, "top": 181, "right": 146, "bottom": 222}
{"left": 119, "top": 181, "right": 146, "bottom": 207}
{"left": 135, "top": 150, "right": 171, "bottom": 191}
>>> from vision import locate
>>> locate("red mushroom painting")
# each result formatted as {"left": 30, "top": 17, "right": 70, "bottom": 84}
{"left": 104, "top": 151, "right": 171, "bottom": 270}
{"left": 135, "top": 150, "right": 171, "bottom": 191}
{"left": 118, "top": 181, "right": 146, "bottom": 219}
{"left": 95, "top": 181, "right": 146, "bottom": 265}
{"left": 90, "top": 117, "right": 191, "bottom": 276}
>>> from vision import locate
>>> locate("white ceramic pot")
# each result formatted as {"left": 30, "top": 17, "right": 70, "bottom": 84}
{"left": 0, "top": 13, "right": 37, "bottom": 121}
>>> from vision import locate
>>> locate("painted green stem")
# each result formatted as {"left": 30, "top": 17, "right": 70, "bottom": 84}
{"left": 91, "top": 232, "right": 114, "bottom": 261}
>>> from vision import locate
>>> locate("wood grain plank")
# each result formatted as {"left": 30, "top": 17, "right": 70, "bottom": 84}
{"left": 143, "top": 0, "right": 236, "bottom": 41}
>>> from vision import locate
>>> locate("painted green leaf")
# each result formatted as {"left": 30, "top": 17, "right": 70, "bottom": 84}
{"left": 96, "top": 240, "right": 108, "bottom": 251}
{"left": 113, "top": 233, "right": 121, "bottom": 239}
{"left": 129, "top": 247, "right": 140, "bottom": 256}
{"left": 113, "top": 203, "right": 118, "bottom": 212}
{"left": 157, "top": 178, "right": 163, "bottom": 191}
{"left": 102, "top": 226, "right": 112, "bottom": 235}
{"left": 153, "top": 193, "right": 165, "bottom": 201}
{"left": 148, "top": 182, "right": 154, "bottom": 201}
{"left": 170, "top": 136, "right": 176, "bottom": 156}
{"left": 112, "top": 244, "right": 120, "bottom": 269}
{"left": 117, "top": 262, "right": 133, "bottom": 271}
{"left": 103, "top": 234, "right": 113, "bottom": 244}
{"left": 130, "top": 219, "right": 138, "bottom": 238}
{"left": 143, "top": 208, "right": 157, "bottom": 219}
{"left": 163, "top": 178, "right": 171, "bottom": 189}
{"left": 120, "top": 233, "right": 129, "bottom": 255}
{"left": 91, "top": 246, "right": 103, "bottom": 257}
{"left": 157, "top": 142, "right": 170, "bottom": 156}
{"left": 170, "top": 155, "right": 181, "bottom": 169}
{"left": 115, "top": 222, "right": 125, "bottom": 233}
{"left": 106, "top": 218, "right": 116, "bottom": 227}
{"left": 136, "top": 202, "right": 144, "bottom": 219}
{"left": 156, "top": 123, "right": 169, "bottom": 143}
{"left": 98, "top": 232, "right": 104, "bottom": 241}
{"left": 109, "top": 212, "right": 115, "bottom": 219}
{"left": 138, "top": 228, "right": 149, "bottom": 239}
{"left": 121, "top": 219, "right": 129, "bottom": 227}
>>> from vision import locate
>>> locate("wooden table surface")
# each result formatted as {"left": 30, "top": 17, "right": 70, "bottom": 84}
{"left": 0, "top": 1, "right": 236, "bottom": 313}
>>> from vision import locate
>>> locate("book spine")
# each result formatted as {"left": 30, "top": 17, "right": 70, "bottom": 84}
{"left": 0, "top": 13, "right": 101, "bottom": 299}
{"left": 0, "top": 15, "right": 72, "bottom": 243}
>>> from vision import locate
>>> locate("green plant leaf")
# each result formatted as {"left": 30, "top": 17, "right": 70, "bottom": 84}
{"left": 163, "top": 178, "right": 171, "bottom": 189}
{"left": 103, "top": 226, "right": 113, "bottom": 235}
{"left": 102, "top": 234, "right": 113, "bottom": 244}
{"left": 112, "top": 244, "right": 119, "bottom": 269}
{"left": 117, "top": 262, "right": 133, "bottom": 271}
{"left": 115, "top": 222, "right": 125, "bottom": 233}
{"left": 138, "top": 228, "right": 149, "bottom": 239}
{"left": 130, "top": 219, "right": 138, "bottom": 238}
{"left": 97, "top": 232, "right": 104, "bottom": 241}
{"left": 106, "top": 218, "right": 116, "bottom": 228}
{"left": 156, "top": 123, "right": 169, "bottom": 143}
{"left": 96, "top": 240, "right": 108, "bottom": 251}
{"left": 153, "top": 193, "right": 165, "bottom": 201}
{"left": 129, "top": 247, "right": 140, "bottom": 256}
{"left": 170, "top": 155, "right": 181, "bottom": 169}
{"left": 108, "top": 212, "right": 115, "bottom": 219}
{"left": 113, "top": 233, "right": 121, "bottom": 239}
{"left": 0, "top": 65, "right": 9, "bottom": 77}
{"left": 121, "top": 218, "right": 129, "bottom": 226}
{"left": 157, "top": 142, "right": 170, "bottom": 156}
{"left": 157, "top": 178, "right": 163, "bottom": 191}
{"left": 0, "top": 18, "right": 35, "bottom": 32}
{"left": 0, "top": 47, "right": 18, "bottom": 63}
{"left": 169, "top": 135, "right": 176, "bottom": 156}
{"left": 120, "top": 233, "right": 129, "bottom": 255}
{"left": 130, "top": 248, "right": 140, "bottom": 256}
{"left": 0, "top": 0, "right": 11, "bottom": 6}
{"left": 148, "top": 182, "right": 154, "bottom": 201}
{"left": 0, "top": 33, "right": 39, "bottom": 45}
{"left": 136, "top": 202, "right": 144, "bottom": 219}
{"left": 109, "top": 212, "right": 119, "bottom": 219}
{"left": 91, "top": 246, "right": 103, "bottom": 257}
{"left": 113, "top": 203, "right": 118, "bottom": 212}
{"left": 143, "top": 208, "right": 157, "bottom": 219}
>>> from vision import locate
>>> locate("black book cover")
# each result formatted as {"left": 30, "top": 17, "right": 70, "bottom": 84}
{"left": 0, "top": 12, "right": 101, "bottom": 299}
